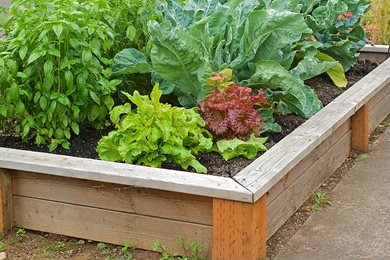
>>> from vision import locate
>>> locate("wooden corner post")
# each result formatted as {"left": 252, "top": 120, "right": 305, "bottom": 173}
{"left": 212, "top": 194, "right": 267, "bottom": 260}
{"left": 351, "top": 104, "right": 369, "bottom": 152}
{"left": 0, "top": 169, "right": 13, "bottom": 234}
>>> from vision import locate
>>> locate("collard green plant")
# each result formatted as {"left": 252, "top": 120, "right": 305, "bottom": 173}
{"left": 112, "top": 0, "right": 328, "bottom": 118}
{"left": 304, "top": 0, "right": 371, "bottom": 71}
{"left": 0, "top": 0, "right": 153, "bottom": 151}
{"left": 97, "top": 84, "right": 213, "bottom": 173}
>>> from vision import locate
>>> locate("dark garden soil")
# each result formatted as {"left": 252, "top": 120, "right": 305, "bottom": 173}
{"left": 0, "top": 59, "right": 379, "bottom": 178}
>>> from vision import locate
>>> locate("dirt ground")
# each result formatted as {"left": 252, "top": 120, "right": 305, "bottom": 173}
{"left": 0, "top": 228, "right": 162, "bottom": 260}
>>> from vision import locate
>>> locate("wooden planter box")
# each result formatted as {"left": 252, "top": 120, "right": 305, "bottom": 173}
{"left": 359, "top": 44, "right": 389, "bottom": 63}
{"left": 0, "top": 57, "right": 389, "bottom": 259}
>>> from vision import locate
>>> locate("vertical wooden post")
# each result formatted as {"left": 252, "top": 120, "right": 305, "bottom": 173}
{"left": 351, "top": 104, "right": 369, "bottom": 152}
{"left": 212, "top": 194, "right": 267, "bottom": 260}
{"left": 0, "top": 169, "right": 13, "bottom": 234}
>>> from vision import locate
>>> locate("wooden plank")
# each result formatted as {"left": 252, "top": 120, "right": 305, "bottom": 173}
{"left": 235, "top": 58, "right": 390, "bottom": 202}
{"left": 212, "top": 195, "right": 267, "bottom": 260}
{"left": 361, "top": 44, "right": 390, "bottom": 53}
{"left": 267, "top": 120, "right": 350, "bottom": 204}
{"left": 359, "top": 44, "right": 389, "bottom": 63}
{"left": 266, "top": 130, "right": 351, "bottom": 238}
{"left": 13, "top": 196, "right": 212, "bottom": 253}
{"left": 12, "top": 171, "right": 212, "bottom": 225}
{"left": 351, "top": 104, "right": 369, "bottom": 152}
{"left": 234, "top": 102, "right": 352, "bottom": 201}
{"left": 368, "top": 84, "right": 390, "bottom": 133}
{"left": 330, "top": 58, "right": 390, "bottom": 107}
{"left": 0, "top": 169, "right": 13, "bottom": 234}
{"left": 359, "top": 52, "right": 388, "bottom": 64}
{"left": 0, "top": 148, "right": 252, "bottom": 203}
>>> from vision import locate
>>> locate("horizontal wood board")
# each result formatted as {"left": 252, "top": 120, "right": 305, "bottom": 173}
{"left": 368, "top": 82, "right": 390, "bottom": 133}
{"left": 12, "top": 171, "right": 212, "bottom": 225}
{"left": 13, "top": 196, "right": 212, "bottom": 253}
{"left": 359, "top": 45, "right": 389, "bottom": 62}
{"left": 267, "top": 120, "right": 350, "bottom": 204}
{"left": 0, "top": 148, "right": 252, "bottom": 202}
{"left": 235, "top": 58, "right": 390, "bottom": 201}
{"left": 361, "top": 45, "right": 389, "bottom": 53}
{"left": 359, "top": 53, "right": 388, "bottom": 63}
{"left": 266, "top": 129, "right": 351, "bottom": 238}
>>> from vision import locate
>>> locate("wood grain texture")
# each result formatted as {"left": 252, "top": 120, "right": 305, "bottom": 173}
{"left": 212, "top": 196, "right": 267, "bottom": 260}
{"left": 352, "top": 104, "right": 369, "bottom": 152}
{"left": 266, "top": 130, "right": 351, "bottom": 238}
{"left": 13, "top": 196, "right": 212, "bottom": 253}
{"left": 368, "top": 83, "right": 390, "bottom": 133}
{"left": 235, "top": 58, "right": 390, "bottom": 201}
{"left": 12, "top": 171, "right": 212, "bottom": 225}
{"left": 0, "top": 148, "right": 252, "bottom": 202}
{"left": 360, "top": 45, "right": 390, "bottom": 53}
{"left": 267, "top": 121, "right": 350, "bottom": 204}
{"left": 0, "top": 169, "right": 13, "bottom": 234}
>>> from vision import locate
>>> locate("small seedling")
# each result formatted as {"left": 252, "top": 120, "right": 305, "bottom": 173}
{"left": 120, "top": 241, "right": 135, "bottom": 260}
{"left": 96, "top": 242, "right": 111, "bottom": 255}
{"left": 152, "top": 236, "right": 209, "bottom": 260}
{"left": 310, "top": 191, "right": 332, "bottom": 212}
{"left": 152, "top": 240, "right": 179, "bottom": 260}
{"left": 46, "top": 241, "right": 66, "bottom": 254}
{"left": 76, "top": 239, "right": 85, "bottom": 246}
{"left": 97, "top": 242, "right": 108, "bottom": 250}
{"left": 0, "top": 241, "right": 6, "bottom": 250}
{"left": 356, "top": 153, "right": 368, "bottom": 161}
{"left": 14, "top": 228, "right": 27, "bottom": 242}
{"left": 15, "top": 228, "right": 26, "bottom": 238}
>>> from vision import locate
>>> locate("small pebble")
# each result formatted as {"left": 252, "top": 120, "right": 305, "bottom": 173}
{"left": 0, "top": 252, "right": 7, "bottom": 260}
{"left": 78, "top": 240, "right": 86, "bottom": 245}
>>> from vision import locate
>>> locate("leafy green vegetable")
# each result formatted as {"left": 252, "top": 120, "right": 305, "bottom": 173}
{"left": 214, "top": 135, "right": 267, "bottom": 161}
{"left": 315, "top": 52, "right": 347, "bottom": 88}
{"left": 305, "top": 0, "right": 370, "bottom": 71}
{"left": 0, "top": 0, "right": 154, "bottom": 150}
{"left": 112, "top": 0, "right": 321, "bottom": 114}
{"left": 97, "top": 85, "right": 213, "bottom": 173}
{"left": 243, "top": 60, "right": 323, "bottom": 118}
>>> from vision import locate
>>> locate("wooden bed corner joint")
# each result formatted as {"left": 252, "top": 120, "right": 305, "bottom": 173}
{"left": 351, "top": 103, "right": 369, "bottom": 152}
{"left": 0, "top": 169, "right": 13, "bottom": 235}
{"left": 212, "top": 194, "right": 267, "bottom": 260}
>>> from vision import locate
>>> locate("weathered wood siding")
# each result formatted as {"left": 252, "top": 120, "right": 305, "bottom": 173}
{"left": 12, "top": 171, "right": 213, "bottom": 253}
{"left": 266, "top": 121, "right": 351, "bottom": 238}
{"left": 368, "top": 81, "right": 390, "bottom": 133}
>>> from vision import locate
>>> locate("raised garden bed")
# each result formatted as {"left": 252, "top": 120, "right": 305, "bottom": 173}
{"left": 0, "top": 56, "right": 388, "bottom": 259}
{"left": 359, "top": 44, "right": 390, "bottom": 63}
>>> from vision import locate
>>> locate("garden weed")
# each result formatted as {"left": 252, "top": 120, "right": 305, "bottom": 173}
{"left": 310, "top": 191, "right": 332, "bottom": 212}
{"left": 152, "top": 236, "right": 209, "bottom": 260}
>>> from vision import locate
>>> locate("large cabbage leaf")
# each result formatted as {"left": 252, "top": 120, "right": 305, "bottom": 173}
{"left": 242, "top": 60, "right": 323, "bottom": 118}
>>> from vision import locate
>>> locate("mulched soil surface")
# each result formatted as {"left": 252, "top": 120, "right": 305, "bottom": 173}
{"left": 0, "top": 59, "right": 379, "bottom": 178}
